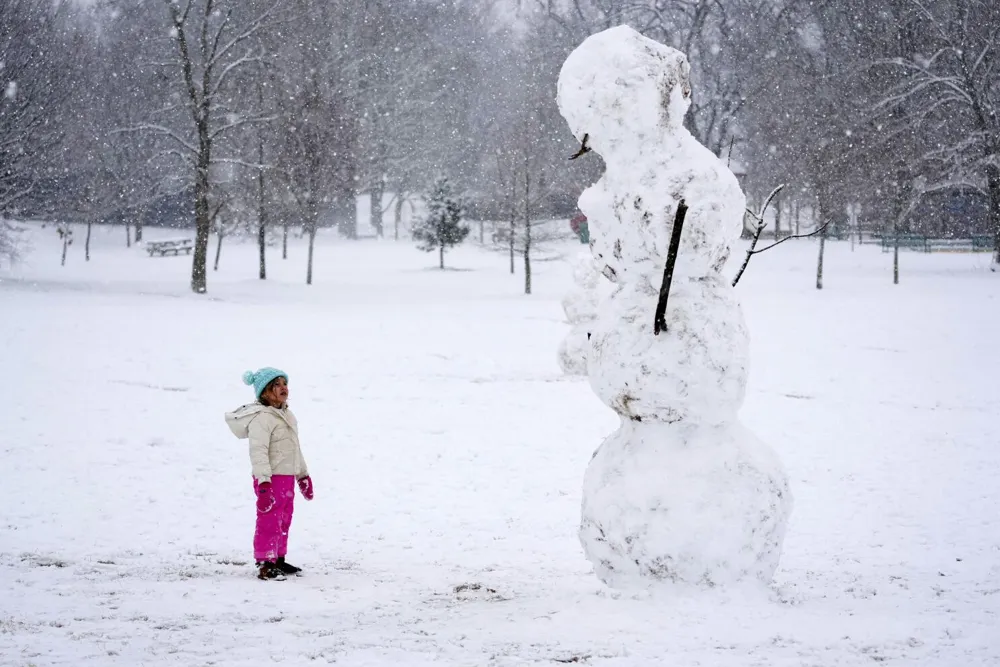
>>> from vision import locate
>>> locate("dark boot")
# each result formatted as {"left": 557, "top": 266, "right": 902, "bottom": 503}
{"left": 256, "top": 560, "right": 286, "bottom": 580}
{"left": 275, "top": 557, "right": 302, "bottom": 575}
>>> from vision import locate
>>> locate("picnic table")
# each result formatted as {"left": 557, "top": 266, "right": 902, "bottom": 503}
{"left": 146, "top": 238, "right": 194, "bottom": 257}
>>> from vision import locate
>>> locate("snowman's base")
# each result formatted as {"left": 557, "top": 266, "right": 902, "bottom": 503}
{"left": 580, "top": 419, "right": 791, "bottom": 590}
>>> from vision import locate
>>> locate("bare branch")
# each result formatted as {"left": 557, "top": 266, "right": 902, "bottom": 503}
{"left": 113, "top": 124, "right": 198, "bottom": 155}
{"left": 208, "top": 112, "right": 280, "bottom": 142}
{"left": 731, "top": 220, "right": 765, "bottom": 288}
{"left": 208, "top": 51, "right": 264, "bottom": 100}
{"left": 750, "top": 222, "right": 830, "bottom": 255}
{"left": 148, "top": 148, "right": 194, "bottom": 168}
{"left": 208, "top": 0, "right": 284, "bottom": 70}
{"left": 754, "top": 184, "right": 785, "bottom": 222}
{"left": 212, "top": 157, "right": 273, "bottom": 170}
{"left": 731, "top": 184, "right": 785, "bottom": 287}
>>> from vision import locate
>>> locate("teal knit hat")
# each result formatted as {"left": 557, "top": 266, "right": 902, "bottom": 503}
{"left": 242, "top": 367, "right": 288, "bottom": 399}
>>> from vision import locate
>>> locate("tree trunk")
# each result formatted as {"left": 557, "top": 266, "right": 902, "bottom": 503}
{"left": 302, "top": 197, "right": 319, "bottom": 285}
{"left": 306, "top": 224, "right": 316, "bottom": 284}
{"left": 523, "top": 167, "right": 531, "bottom": 295}
{"left": 893, "top": 235, "right": 900, "bottom": 285}
{"left": 191, "top": 148, "right": 212, "bottom": 293}
{"left": 282, "top": 223, "right": 288, "bottom": 259}
{"left": 214, "top": 228, "right": 224, "bottom": 271}
{"left": 479, "top": 220, "right": 484, "bottom": 244}
{"left": 509, "top": 217, "right": 515, "bottom": 275}
{"left": 524, "top": 223, "right": 532, "bottom": 295}
{"left": 815, "top": 183, "right": 836, "bottom": 291}
{"left": 370, "top": 179, "right": 385, "bottom": 238}
{"left": 848, "top": 204, "right": 861, "bottom": 252}
{"left": 258, "top": 214, "right": 267, "bottom": 279}
{"left": 135, "top": 209, "right": 143, "bottom": 243}
{"left": 507, "top": 172, "right": 517, "bottom": 273}
{"left": 394, "top": 194, "right": 404, "bottom": 241}
{"left": 126, "top": 222, "right": 132, "bottom": 248}
{"left": 816, "top": 231, "right": 826, "bottom": 290}
{"left": 439, "top": 242, "right": 445, "bottom": 269}
{"left": 794, "top": 201, "right": 800, "bottom": 236}
{"left": 257, "top": 129, "right": 267, "bottom": 280}
{"left": 987, "top": 164, "right": 1000, "bottom": 266}
{"left": 892, "top": 169, "right": 913, "bottom": 283}
{"left": 85, "top": 220, "right": 92, "bottom": 261}
{"left": 61, "top": 232, "right": 69, "bottom": 267}
{"left": 774, "top": 196, "right": 782, "bottom": 240}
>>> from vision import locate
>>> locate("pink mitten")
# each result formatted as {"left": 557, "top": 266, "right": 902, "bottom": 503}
{"left": 256, "top": 482, "right": 275, "bottom": 513}
{"left": 297, "top": 476, "right": 314, "bottom": 501}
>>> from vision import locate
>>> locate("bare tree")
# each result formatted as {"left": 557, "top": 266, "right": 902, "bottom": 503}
{"left": 135, "top": 0, "right": 283, "bottom": 293}
{"left": 492, "top": 138, "right": 569, "bottom": 294}
{"left": 271, "top": 63, "right": 355, "bottom": 283}
{"left": 211, "top": 201, "right": 235, "bottom": 271}
{"left": 64, "top": 27, "right": 145, "bottom": 262}
{"left": 479, "top": 26, "right": 583, "bottom": 294}
{"left": 0, "top": 0, "right": 73, "bottom": 238}
{"left": 0, "top": 219, "right": 21, "bottom": 264}
{"left": 876, "top": 0, "right": 1000, "bottom": 262}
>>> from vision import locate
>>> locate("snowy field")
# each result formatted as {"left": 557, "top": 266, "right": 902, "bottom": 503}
{"left": 1, "top": 222, "right": 998, "bottom": 666}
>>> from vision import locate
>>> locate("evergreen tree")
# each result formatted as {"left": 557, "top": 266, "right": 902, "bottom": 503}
{"left": 413, "top": 176, "right": 468, "bottom": 269}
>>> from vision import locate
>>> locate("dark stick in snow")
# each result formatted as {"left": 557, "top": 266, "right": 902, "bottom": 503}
{"left": 568, "top": 133, "right": 591, "bottom": 160}
{"left": 653, "top": 200, "right": 688, "bottom": 335}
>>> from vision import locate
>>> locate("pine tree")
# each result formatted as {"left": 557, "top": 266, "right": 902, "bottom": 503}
{"left": 413, "top": 176, "right": 468, "bottom": 269}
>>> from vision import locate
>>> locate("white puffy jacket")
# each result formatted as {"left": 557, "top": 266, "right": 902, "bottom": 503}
{"left": 225, "top": 403, "right": 309, "bottom": 484}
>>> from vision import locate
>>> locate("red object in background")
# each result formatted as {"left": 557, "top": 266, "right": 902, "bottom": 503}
{"left": 570, "top": 212, "right": 587, "bottom": 234}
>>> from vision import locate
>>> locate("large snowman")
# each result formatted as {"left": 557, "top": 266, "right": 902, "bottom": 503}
{"left": 556, "top": 26, "right": 792, "bottom": 589}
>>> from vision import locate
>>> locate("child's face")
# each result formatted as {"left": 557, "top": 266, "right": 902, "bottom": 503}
{"left": 264, "top": 376, "right": 289, "bottom": 406}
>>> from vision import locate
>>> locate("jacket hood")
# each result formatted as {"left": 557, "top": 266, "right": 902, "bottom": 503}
{"left": 225, "top": 403, "right": 267, "bottom": 439}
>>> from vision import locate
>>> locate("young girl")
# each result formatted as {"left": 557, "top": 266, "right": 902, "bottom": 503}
{"left": 225, "top": 367, "right": 314, "bottom": 580}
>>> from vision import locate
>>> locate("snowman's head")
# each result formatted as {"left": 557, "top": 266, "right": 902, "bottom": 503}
{"left": 557, "top": 25, "right": 691, "bottom": 157}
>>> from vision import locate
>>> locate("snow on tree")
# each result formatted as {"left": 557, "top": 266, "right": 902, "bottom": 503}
{"left": 0, "top": 219, "right": 21, "bottom": 265}
{"left": 145, "top": 0, "right": 284, "bottom": 294}
{"left": 875, "top": 0, "right": 1000, "bottom": 264}
{"left": 556, "top": 25, "right": 792, "bottom": 589}
{"left": 557, "top": 248, "right": 603, "bottom": 375}
{"left": 413, "top": 177, "right": 469, "bottom": 270}
{"left": 0, "top": 0, "right": 73, "bottom": 224}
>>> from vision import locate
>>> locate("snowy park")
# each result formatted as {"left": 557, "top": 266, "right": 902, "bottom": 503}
{"left": 1, "top": 219, "right": 998, "bottom": 665}
{"left": 3, "top": 0, "right": 1000, "bottom": 664}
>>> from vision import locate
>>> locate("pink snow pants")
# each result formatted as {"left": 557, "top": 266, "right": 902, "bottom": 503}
{"left": 253, "top": 475, "right": 295, "bottom": 562}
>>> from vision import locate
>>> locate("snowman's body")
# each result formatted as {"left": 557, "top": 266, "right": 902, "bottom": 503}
{"left": 556, "top": 26, "right": 791, "bottom": 589}
{"left": 558, "top": 249, "right": 603, "bottom": 375}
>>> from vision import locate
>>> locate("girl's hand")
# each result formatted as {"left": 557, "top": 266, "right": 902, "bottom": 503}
{"left": 298, "top": 476, "right": 314, "bottom": 501}
{"left": 256, "top": 482, "right": 275, "bottom": 513}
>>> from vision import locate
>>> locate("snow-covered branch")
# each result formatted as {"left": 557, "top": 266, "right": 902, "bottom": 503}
{"left": 114, "top": 124, "right": 198, "bottom": 155}
{"left": 731, "top": 183, "right": 784, "bottom": 288}
{"left": 207, "top": 1, "right": 283, "bottom": 71}
{"left": 208, "top": 113, "right": 279, "bottom": 142}
{"left": 208, "top": 51, "right": 264, "bottom": 100}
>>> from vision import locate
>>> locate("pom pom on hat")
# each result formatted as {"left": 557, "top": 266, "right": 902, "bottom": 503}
{"left": 242, "top": 367, "right": 288, "bottom": 399}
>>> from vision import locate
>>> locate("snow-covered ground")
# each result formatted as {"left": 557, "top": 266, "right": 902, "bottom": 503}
{"left": 1, "top": 223, "right": 998, "bottom": 666}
